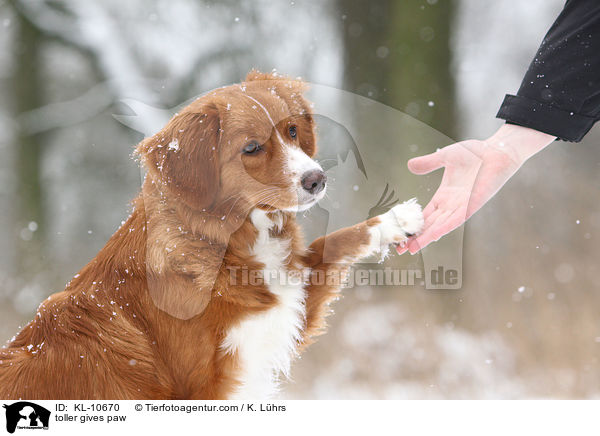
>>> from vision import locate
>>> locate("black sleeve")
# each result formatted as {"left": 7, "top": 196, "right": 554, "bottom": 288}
{"left": 496, "top": 0, "right": 600, "bottom": 142}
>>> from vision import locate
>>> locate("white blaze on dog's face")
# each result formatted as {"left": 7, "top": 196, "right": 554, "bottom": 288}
{"left": 283, "top": 146, "right": 326, "bottom": 211}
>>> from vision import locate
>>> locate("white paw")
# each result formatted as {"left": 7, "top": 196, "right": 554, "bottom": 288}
{"left": 388, "top": 198, "right": 425, "bottom": 239}
{"left": 369, "top": 198, "right": 424, "bottom": 258}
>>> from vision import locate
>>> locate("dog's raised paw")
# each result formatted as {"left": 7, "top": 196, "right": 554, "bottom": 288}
{"left": 372, "top": 198, "right": 424, "bottom": 252}
{"left": 389, "top": 198, "right": 424, "bottom": 238}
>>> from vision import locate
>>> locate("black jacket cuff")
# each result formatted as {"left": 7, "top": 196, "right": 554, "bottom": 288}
{"left": 496, "top": 94, "right": 596, "bottom": 142}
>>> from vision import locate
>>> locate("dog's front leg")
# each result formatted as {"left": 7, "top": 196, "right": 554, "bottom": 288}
{"left": 300, "top": 199, "right": 424, "bottom": 342}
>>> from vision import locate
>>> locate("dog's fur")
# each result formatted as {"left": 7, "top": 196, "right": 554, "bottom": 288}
{"left": 0, "top": 71, "right": 423, "bottom": 400}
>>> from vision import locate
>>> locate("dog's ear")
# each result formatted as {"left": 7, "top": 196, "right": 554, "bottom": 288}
{"left": 136, "top": 104, "right": 222, "bottom": 210}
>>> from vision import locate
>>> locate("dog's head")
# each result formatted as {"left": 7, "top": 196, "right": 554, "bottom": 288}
{"left": 137, "top": 70, "right": 326, "bottom": 217}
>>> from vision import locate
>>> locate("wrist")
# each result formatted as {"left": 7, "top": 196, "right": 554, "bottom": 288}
{"left": 486, "top": 123, "right": 556, "bottom": 164}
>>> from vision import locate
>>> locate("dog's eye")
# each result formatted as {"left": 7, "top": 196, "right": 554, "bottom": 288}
{"left": 242, "top": 141, "right": 262, "bottom": 155}
{"left": 288, "top": 125, "right": 297, "bottom": 139}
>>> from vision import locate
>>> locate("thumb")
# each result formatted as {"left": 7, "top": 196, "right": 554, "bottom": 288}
{"left": 407, "top": 151, "right": 444, "bottom": 175}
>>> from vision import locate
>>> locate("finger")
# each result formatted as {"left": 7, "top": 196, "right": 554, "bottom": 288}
{"left": 408, "top": 208, "right": 466, "bottom": 254}
{"left": 408, "top": 210, "right": 451, "bottom": 253}
{"left": 406, "top": 201, "right": 446, "bottom": 253}
{"left": 424, "top": 205, "right": 445, "bottom": 228}
{"left": 407, "top": 224, "right": 438, "bottom": 253}
{"left": 407, "top": 151, "right": 444, "bottom": 175}
{"left": 395, "top": 244, "right": 409, "bottom": 255}
{"left": 422, "top": 198, "right": 439, "bottom": 218}
{"left": 407, "top": 237, "right": 426, "bottom": 254}
{"left": 408, "top": 225, "right": 445, "bottom": 253}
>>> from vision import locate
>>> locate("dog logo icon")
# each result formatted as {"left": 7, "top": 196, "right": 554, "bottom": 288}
{"left": 3, "top": 402, "right": 50, "bottom": 433}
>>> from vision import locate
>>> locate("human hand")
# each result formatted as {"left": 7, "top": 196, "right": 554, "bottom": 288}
{"left": 398, "top": 124, "right": 556, "bottom": 254}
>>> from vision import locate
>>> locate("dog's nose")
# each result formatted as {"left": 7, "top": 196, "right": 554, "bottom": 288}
{"left": 301, "top": 169, "right": 327, "bottom": 195}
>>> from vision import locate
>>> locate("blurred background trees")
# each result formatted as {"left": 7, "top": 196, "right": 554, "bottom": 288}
{"left": 12, "top": 3, "right": 44, "bottom": 277}
{"left": 340, "top": 0, "right": 455, "bottom": 137}
{"left": 2, "top": 0, "right": 599, "bottom": 398}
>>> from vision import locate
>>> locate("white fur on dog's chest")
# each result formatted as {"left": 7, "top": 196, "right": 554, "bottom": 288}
{"left": 221, "top": 210, "right": 306, "bottom": 400}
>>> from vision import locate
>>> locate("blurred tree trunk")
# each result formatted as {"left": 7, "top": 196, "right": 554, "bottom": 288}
{"left": 339, "top": 0, "right": 461, "bottom": 322}
{"left": 9, "top": 1, "right": 107, "bottom": 282}
{"left": 12, "top": 3, "right": 45, "bottom": 275}
{"left": 340, "top": 0, "right": 456, "bottom": 139}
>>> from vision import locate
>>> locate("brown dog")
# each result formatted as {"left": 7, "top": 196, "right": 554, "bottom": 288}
{"left": 0, "top": 71, "right": 423, "bottom": 400}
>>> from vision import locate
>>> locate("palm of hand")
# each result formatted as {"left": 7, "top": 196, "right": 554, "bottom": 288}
{"left": 398, "top": 140, "right": 522, "bottom": 254}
